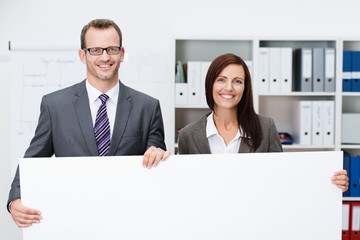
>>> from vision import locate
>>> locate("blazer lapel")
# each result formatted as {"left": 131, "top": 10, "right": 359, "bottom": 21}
{"left": 108, "top": 81, "right": 132, "bottom": 155}
{"left": 73, "top": 80, "right": 99, "bottom": 156}
{"left": 238, "top": 137, "right": 253, "bottom": 153}
{"left": 193, "top": 114, "right": 211, "bottom": 154}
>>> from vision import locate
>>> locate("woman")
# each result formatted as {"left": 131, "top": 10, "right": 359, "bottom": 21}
{"left": 178, "top": 53, "right": 348, "bottom": 192}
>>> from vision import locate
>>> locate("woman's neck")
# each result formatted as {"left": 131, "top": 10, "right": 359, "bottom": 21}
{"left": 213, "top": 108, "right": 238, "bottom": 130}
{"left": 213, "top": 108, "right": 239, "bottom": 146}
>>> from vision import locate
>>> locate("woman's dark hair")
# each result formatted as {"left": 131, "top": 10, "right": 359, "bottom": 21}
{"left": 205, "top": 53, "right": 262, "bottom": 151}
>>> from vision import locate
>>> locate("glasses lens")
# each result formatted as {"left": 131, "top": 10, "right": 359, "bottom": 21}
{"left": 107, "top": 47, "right": 120, "bottom": 55}
{"left": 89, "top": 48, "right": 103, "bottom": 55}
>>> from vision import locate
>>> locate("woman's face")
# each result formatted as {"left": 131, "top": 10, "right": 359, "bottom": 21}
{"left": 212, "top": 64, "right": 245, "bottom": 111}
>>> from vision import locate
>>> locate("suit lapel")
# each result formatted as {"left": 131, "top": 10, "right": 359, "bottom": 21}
{"left": 108, "top": 81, "right": 132, "bottom": 155}
{"left": 73, "top": 80, "right": 99, "bottom": 156}
{"left": 193, "top": 114, "right": 211, "bottom": 154}
{"left": 239, "top": 137, "right": 253, "bottom": 153}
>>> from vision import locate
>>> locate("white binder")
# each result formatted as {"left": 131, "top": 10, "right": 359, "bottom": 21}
{"left": 342, "top": 202, "right": 350, "bottom": 237}
{"left": 187, "top": 61, "right": 201, "bottom": 105}
{"left": 323, "top": 100, "right": 334, "bottom": 145}
{"left": 245, "top": 60, "right": 253, "bottom": 78}
{"left": 269, "top": 48, "right": 281, "bottom": 93}
{"left": 200, "top": 61, "right": 211, "bottom": 107}
{"left": 312, "top": 101, "right": 324, "bottom": 145}
{"left": 175, "top": 83, "right": 188, "bottom": 105}
{"left": 280, "top": 48, "right": 293, "bottom": 93}
{"left": 259, "top": 48, "right": 270, "bottom": 93}
{"left": 293, "top": 101, "right": 312, "bottom": 145}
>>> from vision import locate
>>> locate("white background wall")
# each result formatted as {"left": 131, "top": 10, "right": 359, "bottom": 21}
{"left": 1, "top": 0, "right": 359, "bottom": 238}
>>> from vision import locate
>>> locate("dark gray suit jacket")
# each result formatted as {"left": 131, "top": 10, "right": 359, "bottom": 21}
{"left": 8, "top": 80, "right": 166, "bottom": 210}
{"left": 178, "top": 113, "right": 282, "bottom": 154}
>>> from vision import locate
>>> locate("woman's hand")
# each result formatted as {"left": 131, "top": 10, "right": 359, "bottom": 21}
{"left": 331, "top": 170, "right": 349, "bottom": 192}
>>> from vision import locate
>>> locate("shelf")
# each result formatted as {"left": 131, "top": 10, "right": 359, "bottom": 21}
{"left": 282, "top": 144, "right": 335, "bottom": 150}
{"left": 343, "top": 197, "right": 360, "bottom": 201}
{"left": 259, "top": 92, "right": 336, "bottom": 97}
{"left": 342, "top": 92, "right": 360, "bottom": 97}
{"left": 341, "top": 144, "right": 360, "bottom": 149}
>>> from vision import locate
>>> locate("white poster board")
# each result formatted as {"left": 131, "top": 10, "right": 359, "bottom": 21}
{"left": 20, "top": 151, "right": 342, "bottom": 240}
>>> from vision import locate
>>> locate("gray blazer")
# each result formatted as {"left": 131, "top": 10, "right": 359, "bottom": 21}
{"left": 8, "top": 80, "right": 166, "bottom": 209}
{"left": 178, "top": 113, "right": 283, "bottom": 154}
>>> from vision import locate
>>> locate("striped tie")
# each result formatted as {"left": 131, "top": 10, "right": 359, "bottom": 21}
{"left": 94, "top": 94, "right": 111, "bottom": 156}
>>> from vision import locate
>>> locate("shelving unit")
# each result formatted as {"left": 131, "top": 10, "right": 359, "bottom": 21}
{"left": 258, "top": 38, "right": 338, "bottom": 152}
{"left": 173, "top": 37, "right": 360, "bottom": 155}
{"left": 340, "top": 39, "right": 360, "bottom": 156}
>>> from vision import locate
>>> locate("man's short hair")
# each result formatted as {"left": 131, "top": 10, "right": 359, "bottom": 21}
{"left": 80, "top": 19, "right": 122, "bottom": 49}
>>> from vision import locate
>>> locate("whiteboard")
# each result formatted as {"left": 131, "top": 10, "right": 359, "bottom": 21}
{"left": 20, "top": 151, "right": 342, "bottom": 240}
{"left": 11, "top": 50, "right": 86, "bottom": 176}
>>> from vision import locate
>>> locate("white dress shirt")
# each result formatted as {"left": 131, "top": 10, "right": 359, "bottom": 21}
{"left": 206, "top": 112, "right": 243, "bottom": 154}
{"left": 86, "top": 80, "right": 119, "bottom": 139}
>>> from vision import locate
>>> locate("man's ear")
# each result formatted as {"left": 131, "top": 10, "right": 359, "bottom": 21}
{"left": 79, "top": 49, "right": 86, "bottom": 64}
{"left": 120, "top": 47, "right": 125, "bottom": 62}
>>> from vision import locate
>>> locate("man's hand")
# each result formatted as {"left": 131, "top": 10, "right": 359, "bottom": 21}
{"left": 10, "top": 198, "right": 42, "bottom": 228}
{"left": 143, "top": 146, "right": 170, "bottom": 169}
{"left": 331, "top": 169, "right": 349, "bottom": 192}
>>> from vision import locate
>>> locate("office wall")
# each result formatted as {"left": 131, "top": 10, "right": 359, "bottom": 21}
{"left": 1, "top": 0, "right": 359, "bottom": 239}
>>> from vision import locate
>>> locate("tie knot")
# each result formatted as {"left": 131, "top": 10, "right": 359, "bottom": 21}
{"left": 99, "top": 94, "right": 109, "bottom": 104}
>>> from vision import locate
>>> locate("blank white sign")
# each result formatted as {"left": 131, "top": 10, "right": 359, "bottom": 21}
{"left": 20, "top": 151, "right": 342, "bottom": 240}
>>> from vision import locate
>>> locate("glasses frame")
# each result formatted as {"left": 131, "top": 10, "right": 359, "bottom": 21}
{"left": 83, "top": 46, "right": 122, "bottom": 56}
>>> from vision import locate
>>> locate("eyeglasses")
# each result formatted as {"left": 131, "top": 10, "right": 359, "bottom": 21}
{"left": 83, "top": 46, "right": 121, "bottom": 56}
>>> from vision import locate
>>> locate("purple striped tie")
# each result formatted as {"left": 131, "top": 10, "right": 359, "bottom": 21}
{"left": 94, "top": 94, "right": 111, "bottom": 156}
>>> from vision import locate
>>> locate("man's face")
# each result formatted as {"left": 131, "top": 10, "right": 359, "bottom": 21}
{"left": 79, "top": 27, "right": 124, "bottom": 84}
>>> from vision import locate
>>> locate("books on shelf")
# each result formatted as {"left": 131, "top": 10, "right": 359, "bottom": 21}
{"left": 200, "top": 62, "right": 211, "bottom": 106}
{"left": 259, "top": 47, "right": 292, "bottom": 93}
{"left": 343, "top": 152, "right": 351, "bottom": 198}
{"left": 187, "top": 62, "right": 202, "bottom": 105}
{"left": 350, "top": 156, "right": 360, "bottom": 197}
{"left": 294, "top": 48, "right": 313, "bottom": 92}
{"left": 312, "top": 48, "right": 325, "bottom": 92}
{"left": 280, "top": 48, "right": 293, "bottom": 93}
{"left": 343, "top": 51, "right": 360, "bottom": 92}
{"left": 343, "top": 51, "right": 352, "bottom": 92}
{"left": 325, "top": 48, "right": 336, "bottom": 92}
{"left": 259, "top": 47, "right": 335, "bottom": 93}
{"left": 292, "top": 100, "right": 335, "bottom": 146}
{"left": 342, "top": 200, "right": 360, "bottom": 240}
{"left": 342, "top": 201, "right": 350, "bottom": 240}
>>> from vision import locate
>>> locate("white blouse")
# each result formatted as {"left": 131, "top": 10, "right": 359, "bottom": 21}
{"left": 206, "top": 112, "right": 243, "bottom": 154}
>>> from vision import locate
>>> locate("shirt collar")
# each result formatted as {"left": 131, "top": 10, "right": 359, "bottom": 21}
{"left": 206, "top": 112, "right": 243, "bottom": 139}
{"left": 86, "top": 79, "right": 119, "bottom": 105}
{"left": 206, "top": 112, "right": 219, "bottom": 138}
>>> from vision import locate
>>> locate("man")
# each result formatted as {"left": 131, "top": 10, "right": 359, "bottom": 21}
{"left": 8, "top": 19, "right": 170, "bottom": 228}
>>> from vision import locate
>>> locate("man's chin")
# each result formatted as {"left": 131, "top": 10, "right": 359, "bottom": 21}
{"left": 98, "top": 74, "right": 116, "bottom": 81}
